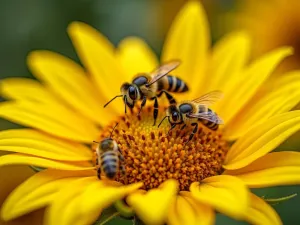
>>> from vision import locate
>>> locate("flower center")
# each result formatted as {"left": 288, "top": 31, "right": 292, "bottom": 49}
{"left": 94, "top": 106, "right": 229, "bottom": 191}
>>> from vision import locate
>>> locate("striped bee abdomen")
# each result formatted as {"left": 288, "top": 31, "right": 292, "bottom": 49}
{"left": 199, "top": 119, "right": 219, "bottom": 130}
{"left": 158, "top": 75, "right": 189, "bottom": 93}
{"left": 101, "top": 151, "right": 119, "bottom": 179}
{"left": 198, "top": 108, "right": 219, "bottom": 131}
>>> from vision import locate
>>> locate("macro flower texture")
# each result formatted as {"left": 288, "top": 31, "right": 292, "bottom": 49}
{"left": 1, "top": 1, "right": 300, "bottom": 225}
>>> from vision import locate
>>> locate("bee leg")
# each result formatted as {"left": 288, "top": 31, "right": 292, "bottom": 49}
{"left": 157, "top": 90, "right": 176, "bottom": 104}
{"left": 120, "top": 164, "right": 128, "bottom": 184}
{"left": 186, "top": 123, "right": 198, "bottom": 145}
{"left": 124, "top": 96, "right": 128, "bottom": 114}
{"left": 118, "top": 151, "right": 125, "bottom": 162}
{"left": 97, "top": 168, "right": 102, "bottom": 180}
{"left": 118, "top": 153, "right": 128, "bottom": 184}
{"left": 129, "top": 107, "right": 134, "bottom": 114}
{"left": 180, "top": 124, "right": 187, "bottom": 130}
{"left": 167, "top": 123, "right": 177, "bottom": 136}
{"left": 152, "top": 97, "right": 159, "bottom": 126}
{"left": 95, "top": 158, "right": 101, "bottom": 180}
{"left": 137, "top": 96, "right": 147, "bottom": 116}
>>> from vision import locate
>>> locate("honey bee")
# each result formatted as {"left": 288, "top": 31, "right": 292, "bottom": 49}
{"left": 93, "top": 124, "right": 126, "bottom": 181}
{"left": 158, "top": 91, "right": 224, "bottom": 143}
{"left": 104, "top": 61, "right": 189, "bottom": 125}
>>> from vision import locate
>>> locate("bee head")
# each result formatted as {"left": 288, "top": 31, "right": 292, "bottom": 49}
{"left": 121, "top": 83, "right": 140, "bottom": 109}
{"left": 121, "top": 82, "right": 130, "bottom": 93}
{"left": 168, "top": 105, "right": 182, "bottom": 124}
{"left": 127, "top": 85, "right": 139, "bottom": 101}
{"left": 100, "top": 138, "right": 115, "bottom": 152}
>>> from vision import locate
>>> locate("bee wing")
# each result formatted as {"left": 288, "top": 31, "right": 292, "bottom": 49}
{"left": 188, "top": 112, "right": 224, "bottom": 124}
{"left": 191, "top": 91, "right": 224, "bottom": 106}
{"left": 147, "top": 61, "right": 180, "bottom": 86}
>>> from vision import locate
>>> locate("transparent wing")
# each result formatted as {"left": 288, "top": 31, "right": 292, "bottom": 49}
{"left": 191, "top": 91, "right": 224, "bottom": 106}
{"left": 147, "top": 61, "right": 180, "bottom": 86}
{"left": 187, "top": 112, "right": 224, "bottom": 124}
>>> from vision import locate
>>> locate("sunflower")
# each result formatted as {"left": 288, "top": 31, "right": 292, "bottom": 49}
{"left": 231, "top": 0, "right": 300, "bottom": 74}
{"left": 1, "top": 1, "right": 300, "bottom": 225}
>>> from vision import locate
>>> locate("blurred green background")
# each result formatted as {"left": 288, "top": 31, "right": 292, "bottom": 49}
{"left": 0, "top": 0, "right": 300, "bottom": 224}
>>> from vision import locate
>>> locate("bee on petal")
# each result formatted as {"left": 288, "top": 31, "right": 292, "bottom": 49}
{"left": 104, "top": 61, "right": 189, "bottom": 125}
{"left": 158, "top": 91, "right": 224, "bottom": 144}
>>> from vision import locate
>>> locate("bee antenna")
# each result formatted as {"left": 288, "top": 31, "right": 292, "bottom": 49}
{"left": 93, "top": 140, "right": 99, "bottom": 144}
{"left": 158, "top": 116, "right": 169, "bottom": 128}
{"left": 110, "top": 123, "right": 119, "bottom": 138}
{"left": 104, "top": 95, "right": 123, "bottom": 108}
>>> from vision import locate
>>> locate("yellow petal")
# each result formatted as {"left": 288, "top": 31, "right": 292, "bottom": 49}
{"left": 46, "top": 179, "right": 142, "bottom": 225}
{"left": 183, "top": 195, "right": 215, "bottom": 225}
{"left": 45, "top": 177, "right": 95, "bottom": 225}
{"left": 190, "top": 175, "right": 249, "bottom": 220}
{"left": 0, "top": 129, "right": 92, "bottom": 161}
{"left": 224, "top": 111, "right": 300, "bottom": 170}
{"left": 27, "top": 50, "right": 117, "bottom": 126}
{"left": 0, "top": 101, "right": 99, "bottom": 143}
{"left": 245, "top": 193, "right": 282, "bottom": 225}
{"left": 167, "top": 196, "right": 196, "bottom": 225}
{"left": 78, "top": 181, "right": 142, "bottom": 225}
{"left": 204, "top": 31, "right": 251, "bottom": 95}
{"left": 116, "top": 37, "right": 159, "bottom": 79}
{"left": 168, "top": 193, "right": 214, "bottom": 225}
{"left": 68, "top": 22, "right": 124, "bottom": 114}
{"left": 161, "top": 1, "right": 210, "bottom": 98}
{"left": 0, "top": 153, "right": 94, "bottom": 170}
{"left": 1, "top": 169, "right": 94, "bottom": 221}
{"left": 216, "top": 47, "right": 293, "bottom": 123}
{"left": 225, "top": 151, "right": 300, "bottom": 188}
{"left": 0, "top": 78, "right": 58, "bottom": 104}
{"left": 0, "top": 165, "right": 35, "bottom": 219}
{"left": 127, "top": 179, "right": 178, "bottom": 225}
{"left": 225, "top": 71, "right": 300, "bottom": 140}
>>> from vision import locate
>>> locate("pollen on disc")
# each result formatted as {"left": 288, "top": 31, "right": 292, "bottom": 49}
{"left": 93, "top": 106, "right": 229, "bottom": 191}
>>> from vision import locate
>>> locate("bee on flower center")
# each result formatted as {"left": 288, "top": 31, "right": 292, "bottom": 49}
{"left": 98, "top": 106, "right": 229, "bottom": 190}
{"left": 104, "top": 61, "right": 189, "bottom": 125}
{"left": 158, "top": 91, "right": 224, "bottom": 143}
{"left": 93, "top": 124, "right": 127, "bottom": 182}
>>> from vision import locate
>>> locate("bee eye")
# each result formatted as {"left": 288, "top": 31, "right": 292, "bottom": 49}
{"left": 128, "top": 86, "right": 137, "bottom": 100}
{"left": 172, "top": 111, "right": 179, "bottom": 122}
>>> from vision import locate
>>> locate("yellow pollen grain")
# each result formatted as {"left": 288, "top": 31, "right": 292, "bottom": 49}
{"left": 94, "top": 106, "right": 229, "bottom": 191}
